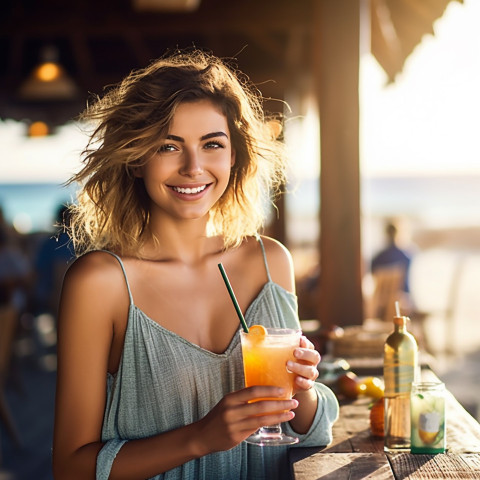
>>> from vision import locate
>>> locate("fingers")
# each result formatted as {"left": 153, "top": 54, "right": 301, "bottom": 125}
{"left": 292, "top": 338, "right": 321, "bottom": 371}
{"left": 230, "top": 386, "right": 288, "bottom": 403}
{"left": 288, "top": 363, "right": 319, "bottom": 391}
{"left": 241, "top": 396, "right": 298, "bottom": 432}
{"left": 294, "top": 374, "right": 317, "bottom": 390}
{"left": 299, "top": 335, "right": 315, "bottom": 350}
{"left": 222, "top": 386, "right": 298, "bottom": 417}
{"left": 244, "top": 398, "right": 298, "bottom": 418}
{"left": 245, "top": 408, "right": 296, "bottom": 429}
{"left": 288, "top": 337, "right": 321, "bottom": 391}
{"left": 222, "top": 390, "right": 298, "bottom": 435}
{"left": 229, "top": 387, "right": 299, "bottom": 419}
{"left": 199, "top": 388, "right": 299, "bottom": 452}
{"left": 298, "top": 335, "right": 320, "bottom": 359}
{"left": 295, "top": 345, "right": 320, "bottom": 366}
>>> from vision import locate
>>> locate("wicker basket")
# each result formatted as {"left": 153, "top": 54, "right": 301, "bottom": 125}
{"left": 331, "top": 325, "right": 389, "bottom": 358}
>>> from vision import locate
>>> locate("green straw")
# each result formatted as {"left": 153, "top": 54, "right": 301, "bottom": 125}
{"left": 218, "top": 263, "right": 249, "bottom": 333}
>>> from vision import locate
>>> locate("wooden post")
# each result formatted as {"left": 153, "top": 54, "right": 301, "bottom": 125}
{"left": 313, "top": 0, "right": 364, "bottom": 328}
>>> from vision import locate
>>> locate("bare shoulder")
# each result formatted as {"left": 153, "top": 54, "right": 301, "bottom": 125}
{"left": 258, "top": 235, "right": 295, "bottom": 293}
{"left": 259, "top": 235, "right": 293, "bottom": 261}
{"left": 60, "top": 251, "right": 129, "bottom": 326}
{"left": 63, "top": 251, "right": 125, "bottom": 292}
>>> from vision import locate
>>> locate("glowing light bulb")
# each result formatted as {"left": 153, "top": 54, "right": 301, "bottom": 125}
{"left": 28, "top": 121, "right": 49, "bottom": 137}
{"left": 35, "top": 62, "right": 61, "bottom": 82}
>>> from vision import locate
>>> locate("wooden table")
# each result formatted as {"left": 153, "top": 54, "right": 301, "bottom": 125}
{"left": 290, "top": 367, "right": 480, "bottom": 479}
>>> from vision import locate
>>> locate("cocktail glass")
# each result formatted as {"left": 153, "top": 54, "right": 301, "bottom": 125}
{"left": 240, "top": 327, "right": 301, "bottom": 446}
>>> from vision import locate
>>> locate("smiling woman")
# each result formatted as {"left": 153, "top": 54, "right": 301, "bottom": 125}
{"left": 67, "top": 51, "right": 288, "bottom": 255}
{"left": 136, "top": 100, "right": 235, "bottom": 225}
{"left": 52, "top": 49, "right": 339, "bottom": 480}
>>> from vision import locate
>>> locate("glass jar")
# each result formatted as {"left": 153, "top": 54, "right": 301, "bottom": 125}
{"left": 410, "top": 381, "right": 446, "bottom": 454}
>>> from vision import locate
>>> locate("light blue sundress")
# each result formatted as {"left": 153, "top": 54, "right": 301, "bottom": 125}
{"left": 96, "top": 240, "right": 339, "bottom": 480}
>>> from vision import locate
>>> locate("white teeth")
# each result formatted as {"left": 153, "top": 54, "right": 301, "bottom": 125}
{"left": 173, "top": 185, "right": 207, "bottom": 194}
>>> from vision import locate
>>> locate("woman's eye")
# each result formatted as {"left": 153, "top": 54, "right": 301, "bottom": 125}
{"left": 204, "top": 141, "right": 225, "bottom": 150}
{"left": 158, "top": 144, "right": 177, "bottom": 153}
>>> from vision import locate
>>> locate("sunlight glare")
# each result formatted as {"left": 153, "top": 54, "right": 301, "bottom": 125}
{"left": 360, "top": 0, "right": 480, "bottom": 177}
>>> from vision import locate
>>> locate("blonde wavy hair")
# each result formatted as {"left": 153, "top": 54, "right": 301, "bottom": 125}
{"left": 68, "top": 49, "right": 287, "bottom": 255}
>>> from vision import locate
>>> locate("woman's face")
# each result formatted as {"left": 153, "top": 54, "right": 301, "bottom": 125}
{"left": 138, "top": 99, "right": 235, "bottom": 223}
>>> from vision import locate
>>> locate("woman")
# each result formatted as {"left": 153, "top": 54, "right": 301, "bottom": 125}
{"left": 53, "top": 50, "right": 338, "bottom": 480}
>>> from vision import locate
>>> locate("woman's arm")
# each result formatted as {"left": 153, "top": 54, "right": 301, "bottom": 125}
{"left": 53, "top": 252, "right": 125, "bottom": 479}
{"left": 52, "top": 252, "right": 298, "bottom": 480}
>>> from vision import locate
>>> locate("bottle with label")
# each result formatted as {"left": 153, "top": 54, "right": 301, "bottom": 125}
{"left": 383, "top": 313, "right": 418, "bottom": 451}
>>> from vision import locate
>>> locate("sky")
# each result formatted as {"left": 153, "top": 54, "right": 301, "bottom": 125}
{"left": 1, "top": 0, "right": 479, "bottom": 183}
{"left": 0, "top": 119, "right": 86, "bottom": 183}
{"left": 360, "top": 0, "right": 480, "bottom": 177}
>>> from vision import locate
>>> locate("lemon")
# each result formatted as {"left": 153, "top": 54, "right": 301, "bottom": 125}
{"left": 357, "top": 376, "right": 385, "bottom": 399}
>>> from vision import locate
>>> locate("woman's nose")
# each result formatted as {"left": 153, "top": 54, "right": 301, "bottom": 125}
{"left": 179, "top": 150, "right": 203, "bottom": 176}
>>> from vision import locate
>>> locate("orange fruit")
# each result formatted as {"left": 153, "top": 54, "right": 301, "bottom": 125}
{"left": 370, "top": 397, "right": 385, "bottom": 437}
{"left": 337, "top": 372, "right": 360, "bottom": 399}
{"left": 248, "top": 325, "right": 267, "bottom": 336}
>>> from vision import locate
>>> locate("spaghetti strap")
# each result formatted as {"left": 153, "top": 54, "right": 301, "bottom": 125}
{"left": 100, "top": 250, "right": 134, "bottom": 306}
{"left": 256, "top": 236, "right": 272, "bottom": 282}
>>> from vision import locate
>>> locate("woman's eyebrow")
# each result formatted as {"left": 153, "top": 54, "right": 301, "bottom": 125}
{"left": 165, "top": 131, "right": 228, "bottom": 142}
{"left": 166, "top": 134, "right": 184, "bottom": 142}
{"left": 201, "top": 131, "right": 228, "bottom": 141}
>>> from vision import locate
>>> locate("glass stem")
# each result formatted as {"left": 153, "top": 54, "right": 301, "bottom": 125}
{"left": 259, "top": 424, "right": 283, "bottom": 438}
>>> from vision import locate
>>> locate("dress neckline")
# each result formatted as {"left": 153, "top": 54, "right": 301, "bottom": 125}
{"left": 107, "top": 281, "right": 296, "bottom": 379}
{"left": 131, "top": 281, "right": 294, "bottom": 356}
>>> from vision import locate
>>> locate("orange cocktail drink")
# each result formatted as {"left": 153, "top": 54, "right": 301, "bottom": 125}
{"left": 240, "top": 326, "right": 301, "bottom": 446}
{"left": 240, "top": 326, "right": 301, "bottom": 401}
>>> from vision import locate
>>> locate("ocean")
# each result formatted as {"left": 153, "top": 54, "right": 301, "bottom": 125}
{"left": 286, "top": 174, "right": 480, "bottom": 227}
{"left": 0, "top": 182, "right": 77, "bottom": 233}
{"left": 1, "top": 174, "right": 479, "bottom": 234}
{"left": 285, "top": 174, "right": 480, "bottom": 256}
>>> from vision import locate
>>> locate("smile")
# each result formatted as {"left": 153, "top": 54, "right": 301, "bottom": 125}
{"left": 171, "top": 185, "right": 207, "bottom": 194}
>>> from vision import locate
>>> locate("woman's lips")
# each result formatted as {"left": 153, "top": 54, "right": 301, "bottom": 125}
{"left": 171, "top": 184, "right": 207, "bottom": 194}
{"left": 168, "top": 183, "right": 212, "bottom": 198}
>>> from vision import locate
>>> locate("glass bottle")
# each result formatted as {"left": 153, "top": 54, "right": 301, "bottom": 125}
{"left": 383, "top": 314, "right": 418, "bottom": 451}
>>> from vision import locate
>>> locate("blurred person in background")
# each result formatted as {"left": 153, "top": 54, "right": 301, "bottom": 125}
{"left": 0, "top": 207, "right": 31, "bottom": 312}
{"left": 368, "top": 218, "right": 417, "bottom": 323}
{"left": 371, "top": 220, "right": 413, "bottom": 293}
{"left": 33, "top": 204, "right": 74, "bottom": 320}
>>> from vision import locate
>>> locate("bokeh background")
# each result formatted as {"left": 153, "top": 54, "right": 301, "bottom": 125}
{"left": 1, "top": 0, "right": 480, "bottom": 478}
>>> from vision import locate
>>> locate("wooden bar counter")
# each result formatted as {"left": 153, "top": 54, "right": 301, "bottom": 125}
{"left": 290, "top": 367, "right": 480, "bottom": 479}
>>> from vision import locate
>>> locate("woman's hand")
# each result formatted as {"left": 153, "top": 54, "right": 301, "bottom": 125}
{"left": 288, "top": 335, "right": 321, "bottom": 396}
{"left": 194, "top": 336, "right": 320, "bottom": 454}
{"left": 194, "top": 386, "right": 298, "bottom": 454}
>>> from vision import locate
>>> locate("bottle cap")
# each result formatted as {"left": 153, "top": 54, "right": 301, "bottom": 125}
{"left": 393, "top": 315, "right": 409, "bottom": 326}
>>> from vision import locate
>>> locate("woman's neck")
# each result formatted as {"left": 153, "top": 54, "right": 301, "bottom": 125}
{"left": 140, "top": 216, "right": 224, "bottom": 265}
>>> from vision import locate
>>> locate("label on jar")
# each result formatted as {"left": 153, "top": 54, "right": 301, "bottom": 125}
{"left": 418, "top": 412, "right": 441, "bottom": 444}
